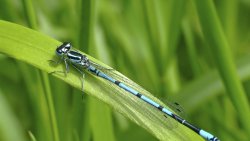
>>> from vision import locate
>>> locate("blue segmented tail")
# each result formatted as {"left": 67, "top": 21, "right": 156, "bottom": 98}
{"left": 87, "top": 65, "right": 219, "bottom": 141}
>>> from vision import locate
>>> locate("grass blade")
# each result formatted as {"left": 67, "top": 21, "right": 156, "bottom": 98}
{"left": 193, "top": 0, "right": 250, "bottom": 137}
{"left": 0, "top": 20, "right": 203, "bottom": 141}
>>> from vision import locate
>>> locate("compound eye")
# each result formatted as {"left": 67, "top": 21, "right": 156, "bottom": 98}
{"left": 56, "top": 47, "right": 63, "bottom": 55}
{"left": 59, "top": 42, "right": 72, "bottom": 53}
{"left": 62, "top": 47, "right": 69, "bottom": 53}
{"left": 56, "top": 42, "right": 72, "bottom": 56}
{"left": 63, "top": 42, "right": 71, "bottom": 51}
{"left": 64, "top": 43, "right": 71, "bottom": 49}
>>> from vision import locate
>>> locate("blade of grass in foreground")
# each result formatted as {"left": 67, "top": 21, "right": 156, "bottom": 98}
{"left": 0, "top": 20, "right": 202, "bottom": 141}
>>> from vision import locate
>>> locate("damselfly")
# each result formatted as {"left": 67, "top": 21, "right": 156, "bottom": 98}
{"left": 52, "top": 42, "right": 219, "bottom": 141}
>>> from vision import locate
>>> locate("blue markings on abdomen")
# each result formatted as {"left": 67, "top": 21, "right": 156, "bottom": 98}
{"left": 162, "top": 108, "right": 173, "bottom": 116}
{"left": 140, "top": 95, "right": 160, "bottom": 108}
{"left": 86, "top": 65, "right": 219, "bottom": 141}
{"left": 199, "top": 130, "right": 219, "bottom": 141}
{"left": 119, "top": 83, "right": 138, "bottom": 95}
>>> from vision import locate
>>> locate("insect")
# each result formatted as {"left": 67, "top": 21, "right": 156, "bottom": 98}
{"left": 52, "top": 42, "right": 220, "bottom": 141}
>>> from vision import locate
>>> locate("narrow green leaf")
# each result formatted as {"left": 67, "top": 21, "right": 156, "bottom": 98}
{"left": 193, "top": 0, "right": 250, "bottom": 136}
{"left": 22, "top": 0, "right": 38, "bottom": 29}
{"left": 22, "top": 1, "right": 60, "bottom": 141}
{"left": 176, "top": 54, "right": 250, "bottom": 112}
{"left": 78, "top": 0, "right": 96, "bottom": 52}
{"left": 0, "top": 90, "right": 27, "bottom": 141}
{"left": 0, "top": 20, "right": 202, "bottom": 141}
{"left": 28, "top": 131, "right": 37, "bottom": 141}
{"left": 78, "top": 0, "right": 96, "bottom": 140}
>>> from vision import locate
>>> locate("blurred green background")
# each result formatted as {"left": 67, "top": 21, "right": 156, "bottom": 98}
{"left": 0, "top": 0, "right": 250, "bottom": 141}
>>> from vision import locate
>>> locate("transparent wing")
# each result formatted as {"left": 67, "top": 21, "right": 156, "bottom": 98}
{"left": 89, "top": 61, "right": 113, "bottom": 70}
{"left": 71, "top": 60, "right": 180, "bottom": 129}
{"left": 89, "top": 60, "right": 183, "bottom": 116}
{"left": 66, "top": 61, "right": 176, "bottom": 129}
{"left": 89, "top": 61, "right": 154, "bottom": 98}
{"left": 163, "top": 100, "right": 186, "bottom": 118}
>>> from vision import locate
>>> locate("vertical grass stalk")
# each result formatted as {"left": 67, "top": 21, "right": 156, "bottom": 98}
{"left": 22, "top": 0, "right": 60, "bottom": 141}
{"left": 193, "top": 0, "right": 250, "bottom": 136}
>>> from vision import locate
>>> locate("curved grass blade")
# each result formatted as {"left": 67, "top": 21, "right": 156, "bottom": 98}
{"left": 0, "top": 20, "right": 202, "bottom": 141}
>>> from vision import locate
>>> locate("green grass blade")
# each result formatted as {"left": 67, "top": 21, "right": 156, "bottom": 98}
{"left": 182, "top": 19, "right": 201, "bottom": 77}
{"left": 193, "top": 0, "right": 250, "bottom": 136}
{"left": 78, "top": 0, "right": 97, "bottom": 140}
{"left": 28, "top": 131, "right": 37, "bottom": 141}
{"left": 0, "top": 90, "right": 27, "bottom": 141}
{"left": 0, "top": 20, "right": 203, "bottom": 141}
{"left": 78, "top": 0, "right": 96, "bottom": 52}
{"left": 22, "top": 0, "right": 38, "bottom": 29}
{"left": 22, "top": 1, "right": 60, "bottom": 141}
{"left": 39, "top": 71, "right": 60, "bottom": 141}
{"left": 89, "top": 97, "right": 116, "bottom": 141}
{"left": 176, "top": 54, "right": 250, "bottom": 112}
